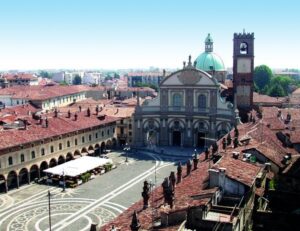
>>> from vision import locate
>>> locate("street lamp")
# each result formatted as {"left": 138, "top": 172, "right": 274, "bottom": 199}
{"left": 62, "top": 170, "right": 66, "bottom": 192}
{"left": 194, "top": 149, "right": 197, "bottom": 157}
{"left": 48, "top": 190, "right": 52, "bottom": 231}
{"left": 124, "top": 143, "right": 130, "bottom": 163}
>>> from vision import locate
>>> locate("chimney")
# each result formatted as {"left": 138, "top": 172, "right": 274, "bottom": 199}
{"left": 163, "top": 69, "right": 166, "bottom": 77}
{"left": 67, "top": 110, "right": 71, "bottom": 118}
{"left": 86, "top": 107, "right": 91, "bottom": 117}
{"left": 232, "top": 151, "right": 239, "bottom": 159}
{"left": 79, "top": 106, "right": 82, "bottom": 112}
{"left": 219, "top": 168, "right": 226, "bottom": 189}
{"left": 286, "top": 113, "right": 291, "bottom": 123}
{"left": 45, "top": 118, "right": 48, "bottom": 128}
{"left": 54, "top": 108, "right": 58, "bottom": 118}
{"left": 130, "top": 210, "right": 141, "bottom": 231}
{"left": 264, "top": 162, "right": 271, "bottom": 172}
{"left": 277, "top": 110, "right": 282, "bottom": 117}
{"left": 98, "top": 115, "right": 106, "bottom": 120}
{"left": 95, "top": 105, "right": 99, "bottom": 115}
{"left": 23, "top": 119, "right": 27, "bottom": 130}
{"left": 74, "top": 113, "right": 78, "bottom": 121}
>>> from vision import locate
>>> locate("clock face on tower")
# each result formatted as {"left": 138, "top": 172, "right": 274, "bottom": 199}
{"left": 237, "top": 58, "right": 251, "bottom": 73}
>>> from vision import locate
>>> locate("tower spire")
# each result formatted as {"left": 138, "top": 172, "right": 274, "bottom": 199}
{"left": 205, "top": 33, "right": 213, "bottom": 52}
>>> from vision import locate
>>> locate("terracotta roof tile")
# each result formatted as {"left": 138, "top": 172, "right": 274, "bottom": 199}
{"left": 0, "top": 85, "right": 91, "bottom": 101}
{"left": 0, "top": 111, "right": 119, "bottom": 151}
{"left": 212, "top": 154, "right": 262, "bottom": 187}
{"left": 101, "top": 156, "right": 215, "bottom": 230}
{"left": 2, "top": 73, "right": 37, "bottom": 81}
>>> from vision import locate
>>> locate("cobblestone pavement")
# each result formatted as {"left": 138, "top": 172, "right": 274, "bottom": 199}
{"left": 0, "top": 149, "right": 190, "bottom": 231}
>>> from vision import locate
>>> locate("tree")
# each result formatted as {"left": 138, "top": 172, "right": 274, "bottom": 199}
{"left": 267, "top": 83, "right": 285, "bottom": 97}
{"left": 114, "top": 73, "right": 120, "bottom": 79}
{"left": 72, "top": 74, "right": 82, "bottom": 85}
{"left": 59, "top": 81, "right": 68, "bottom": 86}
{"left": 269, "top": 75, "right": 296, "bottom": 95}
{"left": 39, "top": 71, "right": 52, "bottom": 79}
{"left": 254, "top": 65, "right": 273, "bottom": 92}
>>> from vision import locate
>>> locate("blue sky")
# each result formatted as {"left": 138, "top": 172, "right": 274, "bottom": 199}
{"left": 0, "top": 0, "right": 299, "bottom": 70}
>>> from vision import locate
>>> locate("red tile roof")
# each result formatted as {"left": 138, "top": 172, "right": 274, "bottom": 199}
{"left": 212, "top": 154, "right": 262, "bottom": 187}
{"left": 2, "top": 73, "right": 38, "bottom": 81}
{"left": 101, "top": 156, "right": 215, "bottom": 230}
{"left": 0, "top": 104, "right": 39, "bottom": 117}
{"left": 253, "top": 92, "right": 285, "bottom": 105}
{"left": 0, "top": 85, "right": 91, "bottom": 101}
{"left": 0, "top": 111, "right": 119, "bottom": 152}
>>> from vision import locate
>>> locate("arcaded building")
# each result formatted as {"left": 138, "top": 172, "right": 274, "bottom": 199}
{"left": 133, "top": 56, "right": 235, "bottom": 148}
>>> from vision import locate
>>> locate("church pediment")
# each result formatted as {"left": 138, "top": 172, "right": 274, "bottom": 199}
{"left": 161, "top": 69, "right": 217, "bottom": 86}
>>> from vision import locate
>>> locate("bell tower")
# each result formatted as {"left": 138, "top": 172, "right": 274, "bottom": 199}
{"left": 233, "top": 31, "right": 254, "bottom": 110}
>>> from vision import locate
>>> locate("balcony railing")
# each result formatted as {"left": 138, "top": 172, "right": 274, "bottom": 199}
{"left": 139, "top": 106, "right": 233, "bottom": 116}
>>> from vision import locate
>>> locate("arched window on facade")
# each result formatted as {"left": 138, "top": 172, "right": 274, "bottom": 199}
{"left": 173, "top": 93, "right": 182, "bottom": 109}
{"left": 8, "top": 156, "right": 13, "bottom": 165}
{"left": 59, "top": 143, "right": 63, "bottom": 150}
{"left": 20, "top": 154, "right": 25, "bottom": 162}
{"left": 41, "top": 148, "right": 45, "bottom": 156}
{"left": 198, "top": 94, "right": 206, "bottom": 110}
{"left": 31, "top": 151, "right": 35, "bottom": 159}
{"left": 67, "top": 140, "right": 70, "bottom": 147}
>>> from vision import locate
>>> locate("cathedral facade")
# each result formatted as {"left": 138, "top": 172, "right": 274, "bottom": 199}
{"left": 133, "top": 48, "right": 235, "bottom": 148}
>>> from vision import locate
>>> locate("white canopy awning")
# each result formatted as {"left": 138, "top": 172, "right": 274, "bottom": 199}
{"left": 43, "top": 156, "right": 112, "bottom": 177}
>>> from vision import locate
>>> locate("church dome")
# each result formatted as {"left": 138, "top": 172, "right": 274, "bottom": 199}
{"left": 195, "top": 33, "right": 226, "bottom": 72}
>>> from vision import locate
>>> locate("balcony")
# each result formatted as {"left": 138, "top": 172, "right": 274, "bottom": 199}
{"left": 138, "top": 106, "right": 233, "bottom": 116}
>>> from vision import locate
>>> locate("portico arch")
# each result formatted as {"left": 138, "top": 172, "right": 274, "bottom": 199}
{"left": 40, "top": 161, "right": 48, "bottom": 177}
{"left": 94, "top": 143, "right": 100, "bottom": 155}
{"left": 66, "top": 152, "right": 73, "bottom": 162}
{"left": 168, "top": 119, "right": 185, "bottom": 146}
{"left": 58, "top": 155, "right": 65, "bottom": 165}
{"left": 49, "top": 158, "right": 57, "bottom": 168}
{"left": 193, "top": 120, "right": 210, "bottom": 148}
{"left": 112, "top": 138, "right": 117, "bottom": 149}
{"left": 100, "top": 142, "right": 106, "bottom": 154}
{"left": 30, "top": 165, "right": 39, "bottom": 181}
{"left": 7, "top": 171, "right": 18, "bottom": 190}
{"left": 0, "top": 174, "right": 6, "bottom": 193}
{"left": 74, "top": 150, "right": 81, "bottom": 158}
{"left": 216, "top": 122, "right": 231, "bottom": 139}
{"left": 143, "top": 119, "right": 160, "bottom": 147}
{"left": 19, "top": 168, "right": 29, "bottom": 186}
{"left": 106, "top": 140, "right": 112, "bottom": 149}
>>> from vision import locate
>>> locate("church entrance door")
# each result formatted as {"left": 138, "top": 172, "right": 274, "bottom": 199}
{"left": 173, "top": 131, "right": 181, "bottom": 146}
{"left": 197, "top": 132, "right": 206, "bottom": 148}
